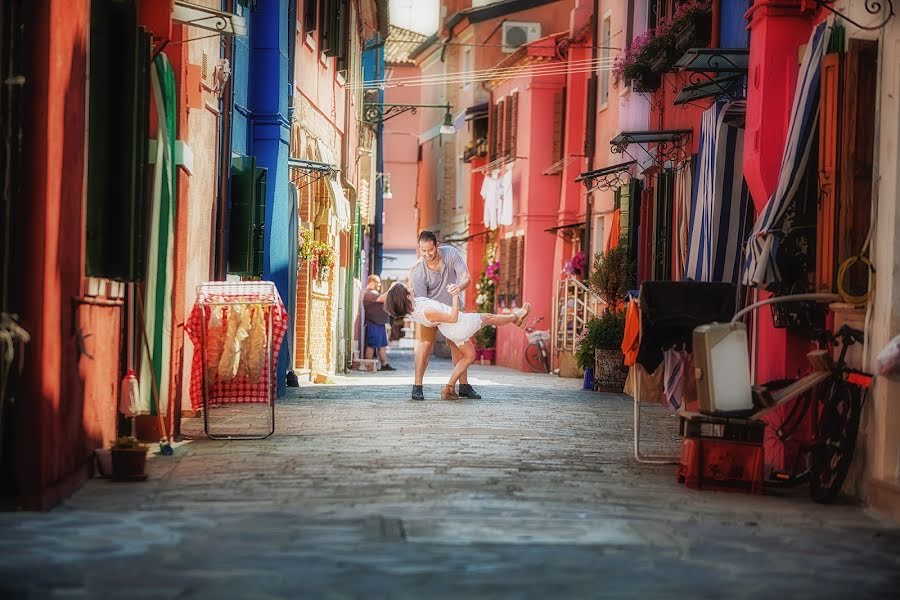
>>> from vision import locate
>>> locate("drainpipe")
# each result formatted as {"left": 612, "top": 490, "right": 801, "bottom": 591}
{"left": 214, "top": 0, "right": 235, "bottom": 280}
{"left": 583, "top": 0, "right": 600, "bottom": 274}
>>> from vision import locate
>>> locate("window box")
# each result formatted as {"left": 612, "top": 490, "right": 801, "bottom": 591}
{"left": 673, "top": 13, "right": 713, "bottom": 51}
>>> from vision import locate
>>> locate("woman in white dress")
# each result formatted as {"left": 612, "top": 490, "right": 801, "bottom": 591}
{"left": 384, "top": 283, "right": 531, "bottom": 400}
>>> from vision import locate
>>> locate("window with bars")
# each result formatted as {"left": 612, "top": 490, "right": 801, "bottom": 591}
{"left": 497, "top": 235, "right": 525, "bottom": 308}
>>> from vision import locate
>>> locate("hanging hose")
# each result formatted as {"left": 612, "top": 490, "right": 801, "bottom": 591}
{"left": 730, "top": 293, "right": 842, "bottom": 325}
{"left": 836, "top": 255, "right": 875, "bottom": 307}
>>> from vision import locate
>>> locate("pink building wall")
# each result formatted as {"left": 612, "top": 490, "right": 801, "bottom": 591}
{"left": 383, "top": 64, "right": 423, "bottom": 251}
{"left": 492, "top": 70, "right": 567, "bottom": 371}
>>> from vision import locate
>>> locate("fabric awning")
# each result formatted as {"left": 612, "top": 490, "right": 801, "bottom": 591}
{"left": 316, "top": 140, "right": 352, "bottom": 232}
{"left": 685, "top": 101, "right": 752, "bottom": 284}
{"left": 173, "top": 1, "right": 248, "bottom": 36}
{"left": 742, "top": 22, "right": 829, "bottom": 289}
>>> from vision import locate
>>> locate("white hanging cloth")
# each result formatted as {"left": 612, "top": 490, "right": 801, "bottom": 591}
{"left": 481, "top": 170, "right": 500, "bottom": 230}
{"left": 498, "top": 166, "right": 514, "bottom": 226}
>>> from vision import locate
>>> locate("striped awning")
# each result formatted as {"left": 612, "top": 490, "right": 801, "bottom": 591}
{"left": 742, "top": 22, "right": 830, "bottom": 289}
{"left": 685, "top": 101, "right": 752, "bottom": 284}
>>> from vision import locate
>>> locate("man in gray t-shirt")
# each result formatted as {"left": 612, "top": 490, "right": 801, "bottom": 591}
{"left": 406, "top": 230, "right": 480, "bottom": 401}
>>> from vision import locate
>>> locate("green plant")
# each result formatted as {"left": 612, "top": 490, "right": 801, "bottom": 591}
{"left": 575, "top": 313, "right": 626, "bottom": 370}
{"left": 473, "top": 325, "right": 496, "bottom": 350}
{"left": 588, "top": 245, "right": 634, "bottom": 313}
{"left": 110, "top": 436, "right": 146, "bottom": 450}
{"left": 300, "top": 229, "right": 336, "bottom": 281}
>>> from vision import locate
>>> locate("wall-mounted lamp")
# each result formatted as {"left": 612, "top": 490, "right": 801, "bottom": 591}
{"left": 364, "top": 102, "right": 456, "bottom": 137}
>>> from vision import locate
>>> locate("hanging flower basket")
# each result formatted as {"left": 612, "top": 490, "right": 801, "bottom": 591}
{"left": 669, "top": 1, "right": 713, "bottom": 51}
{"left": 632, "top": 70, "right": 661, "bottom": 92}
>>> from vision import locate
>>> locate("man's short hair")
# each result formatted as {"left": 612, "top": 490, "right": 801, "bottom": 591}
{"left": 367, "top": 274, "right": 381, "bottom": 284}
{"left": 417, "top": 230, "right": 438, "bottom": 245}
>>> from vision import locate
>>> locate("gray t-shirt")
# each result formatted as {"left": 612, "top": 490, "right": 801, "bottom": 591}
{"left": 410, "top": 246, "right": 468, "bottom": 306}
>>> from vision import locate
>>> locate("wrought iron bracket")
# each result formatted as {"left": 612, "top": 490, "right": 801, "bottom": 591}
{"left": 610, "top": 130, "right": 692, "bottom": 172}
{"left": 576, "top": 161, "right": 636, "bottom": 192}
{"left": 813, "top": 0, "right": 895, "bottom": 30}
{"left": 363, "top": 102, "right": 451, "bottom": 125}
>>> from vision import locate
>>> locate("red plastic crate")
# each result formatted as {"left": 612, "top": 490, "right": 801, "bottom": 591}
{"left": 678, "top": 437, "right": 764, "bottom": 494}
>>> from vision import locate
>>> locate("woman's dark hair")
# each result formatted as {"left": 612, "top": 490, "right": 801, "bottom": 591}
{"left": 384, "top": 284, "right": 414, "bottom": 317}
{"left": 417, "top": 230, "right": 437, "bottom": 245}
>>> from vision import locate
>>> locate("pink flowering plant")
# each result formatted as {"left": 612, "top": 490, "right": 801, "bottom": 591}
{"left": 485, "top": 261, "right": 500, "bottom": 282}
{"left": 564, "top": 251, "right": 587, "bottom": 277}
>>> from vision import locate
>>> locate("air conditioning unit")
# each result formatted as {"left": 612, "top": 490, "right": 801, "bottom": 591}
{"left": 693, "top": 322, "right": 754, "bottom": 415}
{"left": 502, "top": 22, "right": 542, "bottom": 53}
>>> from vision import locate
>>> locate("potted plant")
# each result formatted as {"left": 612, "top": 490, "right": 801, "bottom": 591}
{"left": 588, "top": 245, "right": 634, "bottom": 314}
{"left": 473, "top": 326, "right": 496, "bottom": 363}
{"left": 575, "top": 313, "right": 627, "bottom": 392}
{"left": 564, "top": 251, "right": 587, "bottom": 282}
{"left": 110, "top": 436, "right": 149, "bottom": 482}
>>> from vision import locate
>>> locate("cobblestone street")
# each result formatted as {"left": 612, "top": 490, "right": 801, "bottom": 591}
{"left": 1, "top": 349, "right": 898, "bottom": 599}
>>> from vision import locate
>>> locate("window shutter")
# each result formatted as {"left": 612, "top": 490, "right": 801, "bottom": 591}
{"left": 498, "top": 237, "right": 510, "bottom": 307}
{"left": 618, "top": 184, "right": 630, "bottom": 247}
{"left": 497, "top": 98, "right": 507, "bottom": 159}
{"left": 503, "top": 95, "right": 514, "bottom": 157}
{"left": 489, "top": 102, "right": 500, "bottom": 161}
{"left": 324, "top": 0, "right": 348, "bottom": 59}
{"left": 816, "top": 51, "right": 842, "bottom": 293}
{"left": 551, "top": 91, "right": 564, "bottom": 162}
{"left": 228, "top": 156, "right": 267, "bottom": 277}
{"left": 86, "top": 0, "right": 151, "bottom": 281}
{"left": 304, "top": 0, "right": 317, "bottom": 35}
{"left": 509, "top": 92, "right": 519, "bottom": 158}
{"left": 514, "top": 235, "right": 525, "bottom": 306}
{"left": 838, "top": 39, "right": 877, "bottom": 294}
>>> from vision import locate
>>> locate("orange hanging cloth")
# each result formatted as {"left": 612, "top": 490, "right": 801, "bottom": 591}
{"left": 621, "top": 299, "right": 641, "bottom": 367}
{"left": 605, "top": 209, "right": 621, "bottom": 252}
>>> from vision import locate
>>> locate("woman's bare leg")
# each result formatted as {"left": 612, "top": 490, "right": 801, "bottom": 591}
{"left": 480, "top": 313, "right": 520, "bottom": 327}
{"left": 447, "top": 341, "right": 476, "bottom": 386}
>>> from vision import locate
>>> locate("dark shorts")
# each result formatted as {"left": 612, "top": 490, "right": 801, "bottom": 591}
{"left": 365, "top": 323, "right": 388, "bottom": 349}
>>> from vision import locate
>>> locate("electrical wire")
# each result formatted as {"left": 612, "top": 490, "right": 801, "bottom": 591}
{"left": 348, "top": 60, "right": 620, "bottom": 90}
{"left": 837, "top": 255, "right": 875, "bottom": 307}
{"left": 347, "top": 56, "right": 619, "bottom": 90}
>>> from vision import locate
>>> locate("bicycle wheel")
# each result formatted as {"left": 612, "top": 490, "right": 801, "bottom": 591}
{"left": 809, "top": 378, "right": 863, "bottom": 503}
{"left": 524, "top": 342, "right": 547, "bottom": 373}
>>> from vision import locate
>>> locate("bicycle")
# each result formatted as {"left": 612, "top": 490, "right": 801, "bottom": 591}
{"left": 523, "top": 317, "right": 551, "bottom": 374}
{"left": 752, "top": 324, "right": 873, "bottom": 503}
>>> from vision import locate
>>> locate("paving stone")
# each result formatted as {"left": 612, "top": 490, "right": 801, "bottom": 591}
{"left": 0, "top": 349, "right": 898, "bottom": 599}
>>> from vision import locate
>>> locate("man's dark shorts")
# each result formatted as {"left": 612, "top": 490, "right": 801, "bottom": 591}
{"left": 365, "top": 324, "right": 388, "bottom": 349}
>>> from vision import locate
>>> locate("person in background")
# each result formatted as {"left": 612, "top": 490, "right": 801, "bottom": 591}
{"left": 363, "top": 274, "right": 395, "bottom": 371}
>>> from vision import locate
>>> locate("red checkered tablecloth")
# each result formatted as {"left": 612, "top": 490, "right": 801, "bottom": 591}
{"left": 184, "top": 289, "right": 289, "bottom": 410}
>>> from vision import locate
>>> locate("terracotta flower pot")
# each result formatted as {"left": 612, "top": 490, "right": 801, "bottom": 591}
{"left": 594, "top": 348, "right": 627, "bottom": 392}
{"left": 111, "top": 447, "right": 148, "bottom": 482}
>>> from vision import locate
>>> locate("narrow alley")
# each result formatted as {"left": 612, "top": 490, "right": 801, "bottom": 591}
{"left": 1, "top": 351, "right": 897, "bottom": 598}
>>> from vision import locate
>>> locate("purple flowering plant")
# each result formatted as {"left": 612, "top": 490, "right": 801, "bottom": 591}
{"left": 485, "top": 261, "right": 501, "bottom": 282}
{"left": 564, "top": 251, "right": 587, "bottom": 276}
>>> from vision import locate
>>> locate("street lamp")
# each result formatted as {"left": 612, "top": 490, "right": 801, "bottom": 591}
{"left": 439, "top": 109, "right": 456, "bottom": 135}
{"left": 363, "top": 102, "right": 456, "bottom": 135}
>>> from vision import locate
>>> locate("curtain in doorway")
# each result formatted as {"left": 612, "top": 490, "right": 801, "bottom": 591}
{"left": 138, "top": 53, "right": 177, "bottom": 415}
{"left": 685, "top": 101, "right": 752, "bottom": 284}
{"left": 742, "top": 21, "right": 830, "bottom": 289}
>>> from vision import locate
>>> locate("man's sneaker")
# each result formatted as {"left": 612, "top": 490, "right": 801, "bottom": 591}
{"left": 458, "top": 383, "right": 482, "bottom": 399}
{"left": 381, "top": 364, "right": 396, "bottom": 371}
{"left": 411, "top": 385, "right": 425, "bottom": 401}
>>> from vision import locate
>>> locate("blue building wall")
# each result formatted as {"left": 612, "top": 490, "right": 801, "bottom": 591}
{"left": 231, "top": 0, "right": 291, "bottom": 397}
{"left": 362, "top": 42, "right": 385, "bottom": 275}
{"left": 720, "top": 0, "right": 751, "bottom": 48}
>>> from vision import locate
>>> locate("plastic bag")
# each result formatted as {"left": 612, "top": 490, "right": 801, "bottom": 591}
{"left": 875, "top": 335, "right": 900, "bottom": 381}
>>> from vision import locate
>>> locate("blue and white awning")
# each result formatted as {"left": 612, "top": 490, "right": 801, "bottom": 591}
{"left": 741, "top": 21, "right": 830, "bottom": 289}
{"left": 685, "top": 101, "right": 752, "bottom": 284}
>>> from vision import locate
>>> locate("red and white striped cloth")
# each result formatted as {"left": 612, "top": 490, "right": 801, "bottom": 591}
{"left": 184, "top": 291, "right": 289, "bottom": 410}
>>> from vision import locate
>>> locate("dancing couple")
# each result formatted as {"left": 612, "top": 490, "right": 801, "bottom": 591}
{"left": 385, "top": 231, "right": 531, "bottom": 401}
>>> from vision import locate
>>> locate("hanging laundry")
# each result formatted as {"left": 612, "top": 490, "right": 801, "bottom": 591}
{"left": 481, "top": 171, "right": 500, "bottom": 230}
{"left": 205, "top": 306, "right": 227, "bottom": 382}
{"left": 498, "top": 166, "right": 514, "bottom": 226}
{"left": 246, "top": 305, "right": 269, "bottom": 383}
{"left": 623, "top": 363, "right": 664, "bottom": 402}
{"left": 621, "top": 300, "right": 641, "bottom": 367}
{"left": 663, "top": 348, "right": 689, "bottom": 410}
{"left": 217, "top": 305, "right": 250, "bottom": 383}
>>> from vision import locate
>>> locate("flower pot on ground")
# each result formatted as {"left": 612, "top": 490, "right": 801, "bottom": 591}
{"left": 595, "top": 347, "right": 627, "bottom": 392}
{"left": 575, "top": 312, "right": 626, "bottom": 392}
{"left": 481, "top": 348, "right": 496, "bottom": 363}
{"left": 110, "top": 436, "right": 149, "bottom": 482}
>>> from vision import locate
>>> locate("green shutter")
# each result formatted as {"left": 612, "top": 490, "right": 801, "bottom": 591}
{"left": 228, "top": 156, "right": 267, "bottom": 277}
{"left": 618, "top": 183, "right": 630, "bottom": 247}
{"left": 86, "top": 0, "right": 150, "bottom": 281}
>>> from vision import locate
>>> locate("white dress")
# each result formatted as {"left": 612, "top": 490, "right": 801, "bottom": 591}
{"left": 410, "top": 297, "right": 483, "bottom": 346}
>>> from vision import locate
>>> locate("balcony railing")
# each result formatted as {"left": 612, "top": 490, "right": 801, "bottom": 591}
{"left": 552, "top": 277, "right": 603, "bottom": 355}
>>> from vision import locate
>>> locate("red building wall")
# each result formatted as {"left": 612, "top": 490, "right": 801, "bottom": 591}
{"left": 11, "top": 0, "right": 123, "bottom": 509}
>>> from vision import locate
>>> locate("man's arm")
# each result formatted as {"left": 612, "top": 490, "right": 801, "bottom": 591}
{"left": 447, "top": 247, "right": 471, "bottom": 294}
